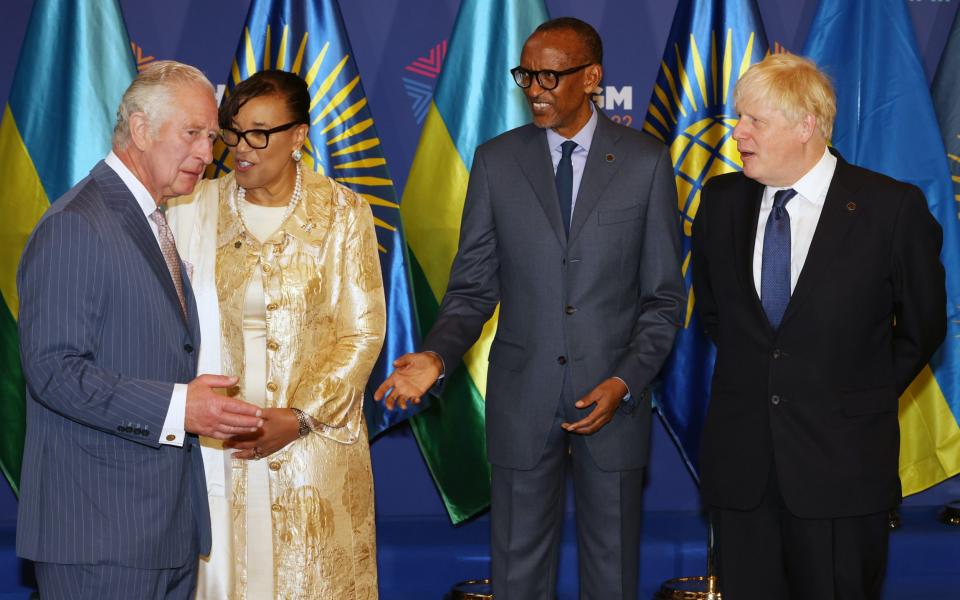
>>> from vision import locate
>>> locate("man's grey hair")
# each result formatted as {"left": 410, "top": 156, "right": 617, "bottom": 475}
{"left": 112, "top": 60, "right": 215, "bottom": 148}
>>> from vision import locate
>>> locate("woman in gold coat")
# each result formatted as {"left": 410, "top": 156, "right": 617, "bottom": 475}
{"left": 167, "top": 70, "right": 385, "bottom": 599}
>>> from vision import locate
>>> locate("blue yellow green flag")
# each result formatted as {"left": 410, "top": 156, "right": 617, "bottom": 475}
{"left": 211, "top": 0, "right": 421, "bottom": 438}
{"left": 804, "top": 0, "right": 960, "bottom": 494}
{"left": 0, "top": 0, "right": 136, "bottom": 494}
{"left": 402, "top": 0, "right": 548, "bottom": 523}
{"left": 642, "top": 0, "right": 769, "bottom": 477}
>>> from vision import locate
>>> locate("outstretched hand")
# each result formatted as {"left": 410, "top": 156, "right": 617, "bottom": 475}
{"left": 561, "top": 378, "right": 628, "bottom": 435}
{"left": 184, "top": 374, "right": 263, "bottom": 440}
{"left": 374, "top": 352, "right": 443, "bottom": 410}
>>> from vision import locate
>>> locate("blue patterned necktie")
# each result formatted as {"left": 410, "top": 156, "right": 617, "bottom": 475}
{"left": 760, "top": 188, "right": 797, "bottom": 329}
{"left": 555, "top": 140, "right": 577, "bottom": 236}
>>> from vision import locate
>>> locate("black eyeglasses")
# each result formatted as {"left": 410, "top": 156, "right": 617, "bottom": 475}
{"left": 510, "top": 64, "right": 592, "bottom": 91}
{"left": 220, "top": 121, "right": 302, "bottom": 149}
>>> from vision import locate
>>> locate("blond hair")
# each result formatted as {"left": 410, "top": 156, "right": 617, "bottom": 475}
{"left": 112, "top": 60, "right": 215, "bottom": 148}
{"left": 734, "top": 53, "right": 836, "bottom": 140}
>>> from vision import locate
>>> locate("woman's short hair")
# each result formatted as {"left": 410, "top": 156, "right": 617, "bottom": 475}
{"left": 113, "top": 60, "right": 214, "bottom": 148}
{"left": 218, "top": 70, "right": 311, "bottom": 129}
{"left": 734, "top": 53, "right": 836, "bottom": 140}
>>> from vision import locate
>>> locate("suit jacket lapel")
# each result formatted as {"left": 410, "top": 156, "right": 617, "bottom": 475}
{"left": 569, "top": 113, "right": 625, "bottom": 243}
{"left": 732, "top": 176, "right": 769, "bottom": 329}
{"left": 779, "top": 154, "right": 858, "bottom": 329}
{"left": 93, "top": 161, "right": 190, "bottom": 330}
{"left": 516, "top": 127, "right": 567, "bottom": 247}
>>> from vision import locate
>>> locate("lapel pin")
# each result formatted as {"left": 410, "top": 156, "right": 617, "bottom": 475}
{"left": 846, "top": 201, "right": 856, "bottom": 212}
{"left": 605, "top": 153, "right": 615, "bottom": 163}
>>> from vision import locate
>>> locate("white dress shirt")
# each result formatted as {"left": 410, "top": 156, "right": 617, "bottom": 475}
{"left": 753, "top": 147, "right": 838, "bottom": 297}
{"left": 105, "top": 151, "right": 188, "bottom": 447}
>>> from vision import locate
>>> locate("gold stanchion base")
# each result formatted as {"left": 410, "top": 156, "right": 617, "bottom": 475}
{"left": 938, "top": 501, "right": 960, "bottom": 526}
{"left": 447, "top": 578, "right": 493, "bottom": 599}
{"left": 655, "top": 575, "right": 722, "bottom": 599}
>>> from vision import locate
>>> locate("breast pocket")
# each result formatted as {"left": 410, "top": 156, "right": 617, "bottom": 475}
{"left": 597, "top": 203, "right": 642, "bottom": 226}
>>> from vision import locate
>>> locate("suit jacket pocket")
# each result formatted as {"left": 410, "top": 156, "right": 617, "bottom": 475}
{"left": 488, "top": 337, "right": 527, "bottom": 372}
{"left": 598, "top": 203, "right": 642, "bottom": 225}
{"left": 840, "top": 387, "right": 898, "bottom": 417}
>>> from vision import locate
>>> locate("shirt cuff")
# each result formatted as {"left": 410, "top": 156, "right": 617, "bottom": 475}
{"left": 159, "top": 383, "right": 187, "bottom": 447}
{"left": 612, "top": 376, "right": 632, "bottom": 403}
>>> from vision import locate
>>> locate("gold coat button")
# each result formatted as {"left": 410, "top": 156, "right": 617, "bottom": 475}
{"left": 267, "top": 340, "right": 279, "bottom": 351}
{"left": 269, "top": 461, "right": 281, "bottom": 471}
{"left": 262, "top": 263, "right": 271, "bottom": 273}
{"left": 266, "top": 381, "right": 278, "bottom": 392}
{"left": 271, "top": 503, "right": 281, "bottom": 512}
{"left": 266, "top": 302, "right": 278, "bottom": 311}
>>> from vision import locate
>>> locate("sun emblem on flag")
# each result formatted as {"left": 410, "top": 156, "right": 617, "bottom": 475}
{"left": 209, "top": 24, "right": 400, "bottom": 253}
{"left": 644, "top": 29, "right": 768, "bottom": 326}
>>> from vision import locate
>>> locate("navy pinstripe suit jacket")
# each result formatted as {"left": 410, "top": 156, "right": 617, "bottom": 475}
{"left": 16, "top": 161, "right": 210, "bottom": 568}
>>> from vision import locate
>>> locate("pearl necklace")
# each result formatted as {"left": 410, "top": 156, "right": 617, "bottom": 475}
{"left": 233, "top": 162, "right": 303, "bottom": 238}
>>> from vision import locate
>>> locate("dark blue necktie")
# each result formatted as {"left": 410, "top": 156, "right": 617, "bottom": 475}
{"left": 760, "top": 188, "right": 797, "bottom": 330}
{"left": 555, "top": 140, "right": 577, "bottom": 236}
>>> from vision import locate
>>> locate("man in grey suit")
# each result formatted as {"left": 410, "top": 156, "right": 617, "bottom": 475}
{"left": 377, "top": 18, "right": 683, "bottom": 599}
{"left": 16, "top": 61, "right": 263, "bottom": 600}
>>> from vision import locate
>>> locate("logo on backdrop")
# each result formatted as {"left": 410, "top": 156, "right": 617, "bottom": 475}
{"left": 402, "top": 40, "right": 447, "bottom": 124}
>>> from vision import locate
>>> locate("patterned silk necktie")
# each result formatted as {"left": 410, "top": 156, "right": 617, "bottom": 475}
{"left": 555, "top": 140, "right": 577, "bottom": 237}
{"left": 149, "top": 209, "right": 187, "bottom": 319}
{"left": 760, "top": 188, "right": 797, "bottom": 330}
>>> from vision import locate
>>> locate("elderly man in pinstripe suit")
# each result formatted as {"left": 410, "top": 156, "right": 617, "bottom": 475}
{"left": 16, "top": 61, "right": 264, "bottom": 600}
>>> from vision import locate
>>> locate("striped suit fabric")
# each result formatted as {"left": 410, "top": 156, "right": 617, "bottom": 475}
{"left": 15, "top": 161, "right": 209, "bottom": 583}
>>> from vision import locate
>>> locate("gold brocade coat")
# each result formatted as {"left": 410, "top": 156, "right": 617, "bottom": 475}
{"left": 215, "top": 170, "right": 385, "bottom": 599}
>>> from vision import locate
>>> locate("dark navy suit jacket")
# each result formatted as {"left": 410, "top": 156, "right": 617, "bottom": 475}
{"left": 16, "top": 161, "right": 210, "bottom": 568}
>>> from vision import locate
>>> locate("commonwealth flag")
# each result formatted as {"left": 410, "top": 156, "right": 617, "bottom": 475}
{"left": 930, "top": 6, "right": 960, "bottom": 492}
{"left": 642, "top": 0, "right": 768, "bottom": 475}
{"left": 402, "top": 0, "right": 548, "bottom": 523}
{"left": 212, "top": 0, "right": 420, "bottom": 438}
{"left": 0, "top": 0, "right": 136, "bottom": 493}
{"left": 804, "top": 0, "right": 960, "bottom": 494}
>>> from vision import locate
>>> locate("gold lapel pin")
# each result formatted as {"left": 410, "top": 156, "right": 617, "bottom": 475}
{"left": 846, "top": 201, "right": 856, "bottom": 212}
{"left": 605, "top": 153, "right": 615, "bottom": 162}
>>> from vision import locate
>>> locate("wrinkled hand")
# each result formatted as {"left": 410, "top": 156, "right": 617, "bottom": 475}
{"left": 184, "top": 374, "right": 263, "bottom": 440}
{"left": 374, "top": 352, "right": 443, "bottom": 410}
{"left": 561, "top": 378, "right": 628, "bottom": 435}
{"left": 226, "top": 408, "right": 300, "bottom": 460}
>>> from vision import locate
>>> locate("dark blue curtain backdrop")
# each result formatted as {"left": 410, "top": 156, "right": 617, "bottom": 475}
{"left": 1, "top": 0, "right": 958, "bottom": 524}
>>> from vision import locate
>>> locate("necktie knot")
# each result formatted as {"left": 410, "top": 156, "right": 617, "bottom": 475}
{"left": 560, "top": 140, "right": 577, "bottom": 159}
{"left": 772, "top": 188, "right": 797, "bottom": 219}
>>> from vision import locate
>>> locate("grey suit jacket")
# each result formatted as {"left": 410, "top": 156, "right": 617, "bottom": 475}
{"left": 16, "top": 161, "right": 210, "bottom": 568}
{"left": 423, "top": 114, "right": 684, "bottom": 471}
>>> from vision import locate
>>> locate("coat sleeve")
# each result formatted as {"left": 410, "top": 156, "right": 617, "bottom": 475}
{"left": 691, "top": 179, "right": 719, "bottom": 344}
{"left": 612, "top": 145, "right": 685, "bottom": 395}
{"left": 288, "top": 194, "right": 387, "bottom": 443}
{"left": 421, "top": 146, "right": 501, "bottom": 375}
{"left": 891, "top": 185, "right": 947, "bottom": 395}
{"left": 17, "top": 210, "right": 173, "bottom": 447}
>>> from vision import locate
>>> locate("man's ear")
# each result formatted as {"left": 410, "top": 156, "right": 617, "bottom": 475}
{"left": 584, "top": 63, "right": 603, "bottom": 94}
{"left": 128, "top": 112, "right": 152, "bottom": 151}
{"left": 798, "top": 113, "right": 817, "bottom": 143}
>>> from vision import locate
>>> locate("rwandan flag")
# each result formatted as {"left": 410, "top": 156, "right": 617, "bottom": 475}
{"left": 0, "top": 0, "right": 136, "bottom": 494}
{"left": 211, "top": 0, "right": 421, "bottom": 438}
{"left": 402, "top": 0, "right": 548, "bottom": 523}
{"left": 804, "top": 0, "right": 960, "bottom": 495}
{"left": 642, "top": 0, "right": 769, "bottom": 477}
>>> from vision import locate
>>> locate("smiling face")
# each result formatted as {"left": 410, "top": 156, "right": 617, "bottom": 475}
{"left": 732, "top": 96, "right": 815, "bottom": 187}
{"left": 140, "top": 82, "right": 219, "bottom": 202}
{"left": 229, "top": 93, "right": 308, "bottom": 202}
{"left": 519, "top": 29, "right": 601, "bottom": 138}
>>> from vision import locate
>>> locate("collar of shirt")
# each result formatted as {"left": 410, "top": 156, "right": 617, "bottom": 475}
{"left": 762, "top": 146, "right": 837, "bottom": 208}
{"left": 104, "top": 151, "right": 161, "bottom": 221}
{"left": 546, "top": 101, "right": 597, "bottom": 160}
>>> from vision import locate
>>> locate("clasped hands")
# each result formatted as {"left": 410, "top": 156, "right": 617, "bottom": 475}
{"left": 184, "top": 374, "right": 300, "bottom": 460}
{"left": 374, "top": 352, "right": 627, "bottom": 435}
